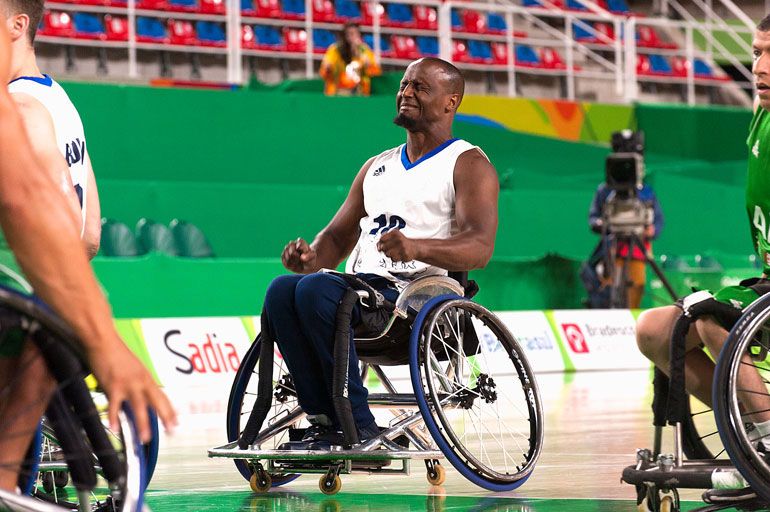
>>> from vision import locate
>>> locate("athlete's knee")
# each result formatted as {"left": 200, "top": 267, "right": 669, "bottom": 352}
{"left": 264, "top": 274, "right": 301, "bottom": 315}
{"left": 636, "top": 307, "right": 675, "bottom": 362}
{"left": 294, "top": 273, "right": 347, "bottom": 317}
{"left": 694, "top": 315, "right": 728, "bottom": 353}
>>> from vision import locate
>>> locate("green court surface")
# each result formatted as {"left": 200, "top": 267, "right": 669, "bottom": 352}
{"left": 145, "top": 490, "right": 710, "bottom": 511}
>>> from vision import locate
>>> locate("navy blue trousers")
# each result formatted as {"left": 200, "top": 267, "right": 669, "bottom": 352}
{"left": 263, "top": 272, "right": 398, "bottom": 430}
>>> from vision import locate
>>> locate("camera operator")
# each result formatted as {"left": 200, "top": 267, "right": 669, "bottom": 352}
{"left": 585, "top": 130, "right": 664, "bottom": 309}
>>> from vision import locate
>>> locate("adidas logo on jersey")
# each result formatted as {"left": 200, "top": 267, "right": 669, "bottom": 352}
{"left": 373, "top": 165, "right": 386, "bottom": 176}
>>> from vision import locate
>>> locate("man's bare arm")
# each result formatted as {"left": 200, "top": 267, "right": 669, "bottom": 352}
{"left": 377, "top": 149, "right": 499, "bottom": 271}
{"left": 282, "top": 157, "right": 373, "bottom": 273}
{"left": 83, "top": 154, "right": 101, "bottom": 259}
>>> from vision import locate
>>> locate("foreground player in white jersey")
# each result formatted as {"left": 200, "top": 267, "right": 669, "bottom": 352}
{"left": 265, "top": 57, "right": 499, "bottom": 447}
{"left": 3, "top": 0, "right": 100, "bottom": 257}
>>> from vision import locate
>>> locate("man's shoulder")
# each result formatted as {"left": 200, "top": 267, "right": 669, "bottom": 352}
{"left": 371, "top": 145, "right": 403, "bottom": 162}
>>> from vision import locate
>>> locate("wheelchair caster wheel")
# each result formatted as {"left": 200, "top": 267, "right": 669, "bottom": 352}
{"left": 426, "top": 462, "right": 446, "bottom": 486}
{"left": 54, "top": 470, "right": 68, "bottom": 488}
{"left": 319, "top": 475, "right": 342, "bottom": 495}
{"left": 41, "top": 472, "right": 55, "bottom": 494}
{"left": 659, "top": 496, "right": 673, "bottom": 512}
{"left": 249, "top": 471, "right": 272, "bottom": 493}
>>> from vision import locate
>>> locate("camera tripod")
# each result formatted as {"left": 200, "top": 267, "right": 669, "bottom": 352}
{"left": 603, "top": 229, "right": 678, "bottom": 308}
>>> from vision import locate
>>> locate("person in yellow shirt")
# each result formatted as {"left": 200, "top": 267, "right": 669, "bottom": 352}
{"left": 320, "top": 23, "right": 381, "bottom": 96}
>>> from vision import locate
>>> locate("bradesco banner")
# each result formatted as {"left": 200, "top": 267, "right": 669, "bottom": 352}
{"left": 548, "top": 310, "right": 650, "bottom": 371}
{"left": 140, "top": 317, "right": 254, "bottom": 415}
{"left": 493, "top": 311, "right": 564, "bottom": 373}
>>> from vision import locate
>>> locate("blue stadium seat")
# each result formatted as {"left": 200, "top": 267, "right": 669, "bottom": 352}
{"left": 255, "top": 25, "right": 281, "bottom": 46}
{"left": 363, "top": 33, "right": 390, "bottom": 52}
{"left": 572, "top": 20, "right": 593, "bottom": 40}
{"left": 282, "top": 0, "right": 306, "bottom": 16}
{"left": 196, "top": 21, "right": 226, "bottom": 44}
{"left": 386, "top": 3, "right": 413, "bottom": 24}
{"left": 606, "top": 0, "right": 630, "bottom": 13}
{"left": 416, "top": 36, "right": 438, "bottom": 56}
{"left": 648, "top": 54, "right": 672, "bottom": 74}
{"left": 522, "top": 0, "right": 543, "bottom": 6}
{"left": 693, "top": 58, "right": 713, "bottom": 76}
{"left": 73, "top": 13, "right": 105, "bottom": 37}
{"left": 487, "top": 13, "right": 506, "bottom": 32}
{"left": 136, "top": 17, "right": 166, "bottom": 40}
{"left": 335, "top": 0, "right": 361, "bottom": 19}
{"left": 566, "top": 0, "right": 587, "bottom": 10}
{"left": 468, "top": 40, "right": 492, "bottom": 61}
{"left": 169, "top": 0, "right": 197, "bottom": 10}
{"left": 515, "top": 44, "right": 540, "bottom": 65}
{"left": 241, "top": 0, "right": 253, "bottom": 11}
{"left": 451, "top": 9, "right": 462, "bottom": 29}
{"left": 312, "top": 28, "right": 335, "bottom": 49}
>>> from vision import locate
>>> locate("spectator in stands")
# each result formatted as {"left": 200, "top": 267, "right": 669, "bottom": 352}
{"left": 320, "top": 22, "right": 380, "bottom": 96}
{"left": 585, "top": 133, "right": 663, "bottom": 309}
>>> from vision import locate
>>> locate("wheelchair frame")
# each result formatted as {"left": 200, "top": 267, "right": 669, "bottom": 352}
{"left": 209, "top": 273, "right": 544, "bottom": 495}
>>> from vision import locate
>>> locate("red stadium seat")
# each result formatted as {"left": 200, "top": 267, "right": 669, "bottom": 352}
{"left": 413, "top": 5, "right": 437, "bottom": 30}
{"left": 461, "top": 9, "right": 486, "bottom": 33}
{"left": 636, "top": 54, "right": 651, "bottom": 75}
{"left": 104, "top": 14, "right": 128, "bottom": 40}
{"left": 540, "top": 47, "right": 565, "bottom": 69}
{"left": 311, "top": 0, "right": 336, "bottom": 21}
{"left": 199, "top": 0, "right": 226, "bottom": 14}
{"left": 39, "top": 11, "right": 75, "bottom": 38}
{"left": 137, "top": 0, "right": 169, "bottom": 10}
{"left": 637, "top": 26, "right": 677, "bottom": 49}
{"left": 451, "top": 40, "right": 470, "bottom": 62}
{"left": 254, "top": 0, "right": 280, "bottom": 17}
{"left": 241, "top": 24, "right": 256, "bottom": 48}
{"left": 670, "top": 56, "right": 688, "bottom": 77}
{"left": 594, "top": 22, "right": 614, "bottom": 42}
{"left": 360, "top": 2, "right": 386, "bottom": 26}
{"left": 391, "top": 35, "right": 420, "bottom": 59}
{"left": 491, "top": 42, "right": 508, "bottom": 65}
{"left": 168, "top": 19, "right": 197, "bottom": 45}
{"left": 283, "top": 28, "right": 307, "bottom": 52}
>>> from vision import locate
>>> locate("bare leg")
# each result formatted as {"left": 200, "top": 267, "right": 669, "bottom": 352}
{"left": 0, "top": 342, "right": 55, "bottom": 491}
{"left": 696, "top": 317, "right": 770, "bottom": 424}
{"left": 636, "top": 305, "right": 717, "bottom": 407}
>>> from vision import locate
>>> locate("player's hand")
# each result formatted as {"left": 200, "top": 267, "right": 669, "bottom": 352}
{"left": 282, "top": 238, "right": 317, "bottom": 273}
{"left": 90, "top": 340, "right": 177, "bottom": 443}
{"left": 377, "top": 230, "right": 418, "bottom": 262}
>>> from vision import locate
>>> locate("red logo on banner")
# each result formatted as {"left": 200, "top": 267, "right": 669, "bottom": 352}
{"left": 561, "top": 323, "right": 589, "bottom": 353}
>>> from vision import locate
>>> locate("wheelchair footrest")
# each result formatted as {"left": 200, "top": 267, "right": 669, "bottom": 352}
{"left": 622, "top": 459, "right": 732, "bottom": 490}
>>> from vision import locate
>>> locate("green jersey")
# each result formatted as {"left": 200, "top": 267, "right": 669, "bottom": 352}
{"left": 746, "top": 107, "right": 770, "bottom": 275}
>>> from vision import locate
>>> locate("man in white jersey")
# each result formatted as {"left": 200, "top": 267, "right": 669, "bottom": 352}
{"left": 0, "top": 19, "right": 176, "bottom": 492}
{"left": 265, "top": 57, "right": 499, "bottom": 447}
{"left": 3, "top": 0, "right": 100, "bottom": 258}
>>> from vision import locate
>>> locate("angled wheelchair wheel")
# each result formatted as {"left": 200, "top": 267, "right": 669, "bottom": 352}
{"left": 713, "top": 292, "right": 770, "bottom": 502}
{"left": 409, "top": 296, "right": 544, "bottom": 491}
{"left": 226, "top": 334, "right": 301, "bottom": 486}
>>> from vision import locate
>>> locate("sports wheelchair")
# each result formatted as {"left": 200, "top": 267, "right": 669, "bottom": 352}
{"left": 0, "top": 284, "right": 152, "bottom": 512}
{"left": 209, "top": 271, "right": 544, "bottom": 495}
{"left": 623, "top": 291, "right": 770, "bottom": 512}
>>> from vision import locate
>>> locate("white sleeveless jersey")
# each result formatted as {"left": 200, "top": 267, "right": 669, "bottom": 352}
{"left": 8, "top": 75, "right": 88, "bottom": 228}
{"left": 346, "top": 138, "right": 487, "bottom": 287}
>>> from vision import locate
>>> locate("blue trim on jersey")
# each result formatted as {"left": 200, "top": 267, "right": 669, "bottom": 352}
{"left": 401, "top": 138, "right": 459, "bottom": 170}
{"left": 8, "top": 74, "right": 53, "bottom": 87}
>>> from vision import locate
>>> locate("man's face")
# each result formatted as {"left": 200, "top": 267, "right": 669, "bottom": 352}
{"left": 344, "top": 26, "right": 361, "bottom": 47}
{"left": 753, "top": 29, "right": 770, "bottom": 111}
{"left": 394, "top": 60, "right": 453, "bottom": 131}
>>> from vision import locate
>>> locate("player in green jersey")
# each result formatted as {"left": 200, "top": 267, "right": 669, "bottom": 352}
{"left": 636, "top": 14, "right": 770, "bottom": 454}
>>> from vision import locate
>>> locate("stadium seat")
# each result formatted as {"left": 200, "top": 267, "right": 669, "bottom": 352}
{"left": 693, "top": 58, "right": 714, "bottom": 78}
{"left": 312, "top": 28, "right": 335, "bottom": 52}
{"left": 312, "top": 0, "right": 336, "bottom": 22}
{"left": 566, "top": 0, "right": 587, "bottom": 11}
{"left": 467, "top": 40, "right": 492, "bottom": 64}
{"left": 283, "top": 28, "right": 306, "bottom": 51}
{"left": 168, "top": 0, "right": 198, "bottom": 12}
{"left": 451, "top": 9, "right": 462, "bottom": 30}
{"left": 104, "top": 15, "right": 128, "bottom": 41}
{"left": 241, "top": 0, "right": 257, "bottom": 15}
{"left": 451, "top": 40, "right": 469, "bottom": 62}
{"left": 415, "top": 36, "right": 438, "bottom": 56}
{"left": 360, "top": 2, "right": 385, "bottom": 25}
{"left": 72, "top": 13, "right": 105, "bottom": 39}
{"left": 170, "top": 219, "right": 215, "bottom": 258}
{"left": 606, "top": 0, "right": 630, "bottom": 14}
{"left": 335, "top": 0, "right": 361, "bottom": 21}
{"left": 254, "top": 25, "right": 283, "bottom": 49}
{"left": 199, "top": 0, "right": 225, "bottom": 14}
{"left": 254, "top": 0, "right": 280, "bottom": 17}
{"left": 100, "top": 219, "right": 142, "bottom": 257}
{"left": 491, "top": 42, "right": 508, "bottom": 64}
{"left": 487, "top": 12, "right": 506, "bottom": 34}
{"left": 413, "top": 5, "right": 436, "bottom": 30}
{"left": 136, "top": 0, "right": 169, "bottom": 11}
{"left": 540, "top": 47, "right": 576, "bottom": 69}
{"left": 637, "top": 26, "right": 677, "bottom": 49}
{"left": 572, "top": 20, "right": 593, "bottom": 42}
{"left": 197, "top": 21, "right": 226, "bottom": 46}
{"left": 648, "top": 54, "right": 673, "bottom": 75}
{"left": 462, "top": 10, "right": 486, "bottom": 33}
{"left": 136, "top": 219, "right": 179, "bottom": 256}
{"left": 385, "top": 3, "right": 414, "bottom": 28}
{"left": 136, "top": 17, "right": 168, "bottom": 42}
{"left": 574, "top": 21, "right": 614, "bottom": 44}
{"left": 241, "top": 24, "right": 257, "bottom": 48}
{"left": 514, "top": 44, "right": 540, "bottom": 67}
{"left": 522, "top": 0, "right": 564, "bottom": 8}
{"left": 636, "top": 54, "right": 651, "bottom": 75}
{"left": 168, "top": 19, "right": 197, "bottom": 45}
{"left": 40, "top": 11, "right": 75, "bottom": 38}
{"left": 363, "top": 33, "right": 393, "bottom": 57}
{"left": 391, "top": 35, "right": 419, "bottom": 59}
{"left": 281, "top": 0, "right": 306, "bottom": 19}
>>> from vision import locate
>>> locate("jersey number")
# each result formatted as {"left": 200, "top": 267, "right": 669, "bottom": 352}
{"left": 369, "top": 214, "right": 405, "bottom": 235}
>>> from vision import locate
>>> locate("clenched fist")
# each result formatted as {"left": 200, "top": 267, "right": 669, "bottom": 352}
{"left": 377, "top": 230, "right": 418, "bottom": 262}
{"left": 282, "top": 237, "right": 317, "bottom": 273}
